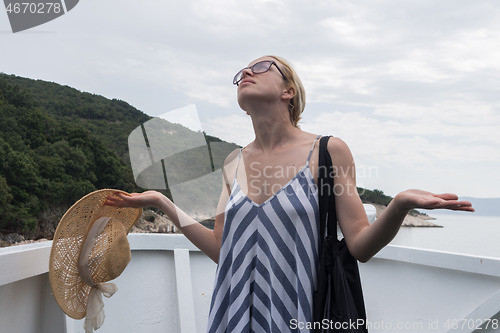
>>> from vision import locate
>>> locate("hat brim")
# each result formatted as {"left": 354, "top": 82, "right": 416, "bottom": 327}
{"left": 49, "top": 189, "right": 142, "bottom": 319}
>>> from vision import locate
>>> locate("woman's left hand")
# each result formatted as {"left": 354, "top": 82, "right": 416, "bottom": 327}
{"left": 395, "top": 189, "right": 475, "bottom": 212}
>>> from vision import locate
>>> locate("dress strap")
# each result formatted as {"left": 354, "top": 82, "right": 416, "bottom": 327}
{"left": 306, "top": 135, "right": 322, "bottom": 165}
{"left": 233, "top": 149, "right": 244, "bottom": 180}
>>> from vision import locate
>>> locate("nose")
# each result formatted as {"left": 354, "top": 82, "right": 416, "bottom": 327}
{"left": 241, "top": 67, "right": 253, "bottom": 79}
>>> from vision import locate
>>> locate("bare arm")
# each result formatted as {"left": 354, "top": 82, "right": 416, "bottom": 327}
{"left": 104, "top": 149, "right": 239, "bottom": 263}
{"left": 105, "top": 190, "right": 221, "bottom": 262}
{"left": 328, "top": 137, "right": 474, "bottom": 263}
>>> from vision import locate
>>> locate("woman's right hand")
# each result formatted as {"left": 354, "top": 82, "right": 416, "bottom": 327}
{"left": 104, "top": 190, "right": 165, "bottom": 209}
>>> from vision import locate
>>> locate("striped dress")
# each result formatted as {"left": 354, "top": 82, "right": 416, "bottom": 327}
{"left": 207, "top": 137, "right": 320, "bottom": 333}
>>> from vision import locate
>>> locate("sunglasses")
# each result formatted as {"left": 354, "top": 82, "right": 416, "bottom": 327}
{"left": 233, "top": 60, "right": 288, "bottom": 85}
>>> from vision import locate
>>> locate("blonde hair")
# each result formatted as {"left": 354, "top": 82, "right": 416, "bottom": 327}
{"left": 266, "top": 55, "right": 306, "bottom": 127}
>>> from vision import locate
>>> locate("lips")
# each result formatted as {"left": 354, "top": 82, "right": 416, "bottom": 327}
{"left": 239, "top": 79, "right": 255, "bottom": 86}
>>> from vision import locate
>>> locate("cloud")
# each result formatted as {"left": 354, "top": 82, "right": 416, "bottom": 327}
{"left": 2, "top": 0, "right": 499, "bottom": 197}
{"left": 303, "top": 109, "right": 499, "bottom": 163}
{"left": 203, "top": 114, "right": 254, "bottom": 147}
{"left": 301, "top": 107, "right": 499, "bottom": 197}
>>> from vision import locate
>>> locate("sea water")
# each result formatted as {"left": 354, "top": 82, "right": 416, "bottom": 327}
{"left": 389, "top": 213, "right": 500, "bottom": 258}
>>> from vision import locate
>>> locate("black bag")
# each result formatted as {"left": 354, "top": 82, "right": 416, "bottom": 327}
{"left": 312, "top": 136, "right": 368, "bottom": 333}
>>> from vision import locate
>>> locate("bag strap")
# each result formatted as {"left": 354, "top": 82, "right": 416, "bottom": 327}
{"left": 318, "top": 136, "right": 339, "bottom": 242}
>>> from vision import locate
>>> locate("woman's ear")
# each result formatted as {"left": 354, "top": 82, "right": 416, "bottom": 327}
{"left": 282, "top": 86, "right": 295, "bottom": 99}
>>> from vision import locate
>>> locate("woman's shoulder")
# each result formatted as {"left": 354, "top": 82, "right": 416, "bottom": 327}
{"left": 297, "top": 131, "right": 351, "bottom": 153}
{"left": 220, "top": 147, "right": 242, "bottom": 186}
{"left": 325, "top": 135, "right": 349, "bottom": 151}
{"left": 223, "top": 147, "right": 241, "bottom": 165}
{"left": 325, "top": 136, "right": 354, "bottom": 166}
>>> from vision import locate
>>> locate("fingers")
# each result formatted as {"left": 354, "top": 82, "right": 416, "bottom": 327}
{"left": 431, "top": 199, "right": 474, "bottom": 212}
{"left": 103, "top": 191, "right": 159, "bottom": 209}
{"left": 103, "top": 196, "right": 122, "bottom": 207}
{"left": 113, "top": 191, "right": 131, "bottom": 199}
{"left": 451, "top": 206, "right": 475, "bottom": 212}
{"left": 434, "top": 193, "right": 459, "bottom": 200}
{"left": 104, "top": 192, "right": 131, "bottom": 207}
{"left": 448, "top": 200, "right": 475, "bottom": 212}
{"left": 431, "top": 193, "right": 474, "bottom": 212}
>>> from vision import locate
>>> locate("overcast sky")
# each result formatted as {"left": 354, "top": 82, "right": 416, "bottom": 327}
{"left": 1, "top": 0, "right": 499, "bottom": 198}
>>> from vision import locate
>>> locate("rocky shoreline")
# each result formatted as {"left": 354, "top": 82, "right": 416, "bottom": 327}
{"left": 372, "top": 204, "right": 441, "bottom": 227}
{"left": 0, "top": 210, "right": 173, "bottom": 247}
{"left": 0, "top": 205, "right": 440, "bottom": 247}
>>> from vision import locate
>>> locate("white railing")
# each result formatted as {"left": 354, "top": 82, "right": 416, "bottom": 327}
{"left": 1, "top": 234, "right": 499, "bottom": 333}
{"left": 358, "top": 245, "right": 500, "bottom": 333}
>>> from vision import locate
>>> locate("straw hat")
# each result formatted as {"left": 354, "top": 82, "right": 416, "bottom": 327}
{"left": 49, "top": 189, "right": 142, "bottom": 332}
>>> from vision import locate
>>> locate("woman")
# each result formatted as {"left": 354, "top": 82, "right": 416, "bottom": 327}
{"left": 105, "top": 55, "right": 474, "bottom": 332}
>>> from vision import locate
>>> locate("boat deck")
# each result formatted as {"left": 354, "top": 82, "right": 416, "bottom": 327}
{"left": 1, "top": 233, "right": 499, "bottom": 332}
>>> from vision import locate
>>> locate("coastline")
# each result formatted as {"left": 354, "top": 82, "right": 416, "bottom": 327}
{"left": 0, "top": 204, "right": 442, "bottom": 247}
{"left": 0, "top": 209, "right": 183, "bottom": 247}
{"left": 371, "top": 204, "right": 441, "bottom": 227}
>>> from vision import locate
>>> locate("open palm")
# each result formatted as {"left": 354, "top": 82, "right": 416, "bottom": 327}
{"left": 397, "top": 189, "right": 474, "bottom": 212}
{"left": 104, "top": 190, "right": 163, "bottom": 209}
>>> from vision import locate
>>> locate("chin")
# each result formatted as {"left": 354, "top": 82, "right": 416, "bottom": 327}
{"left": 237, "top": 92, "right": 255, "bottom": 110}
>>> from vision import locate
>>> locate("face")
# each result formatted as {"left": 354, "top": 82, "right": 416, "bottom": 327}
{"left": 236, "top": 57, "right": 289, "bottom": 110}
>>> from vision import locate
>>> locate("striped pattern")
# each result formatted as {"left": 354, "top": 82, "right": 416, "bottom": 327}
{"left": 207, "top": 140, "right": 320, "bottom": 333}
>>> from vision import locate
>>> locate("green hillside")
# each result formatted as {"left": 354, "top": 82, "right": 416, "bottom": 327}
{"left": 1, "top": 74, "right": 151, "bottom": 162}
{"left": 0, "top": 73, "right": 240, "bottom": 237}
{"left": 0, "top": 74, "right": 151, "bottom": 234}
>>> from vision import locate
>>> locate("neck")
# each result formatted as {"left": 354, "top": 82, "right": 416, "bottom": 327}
{"left": 248, "top": 106, "right": 300, "bottom": 152}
